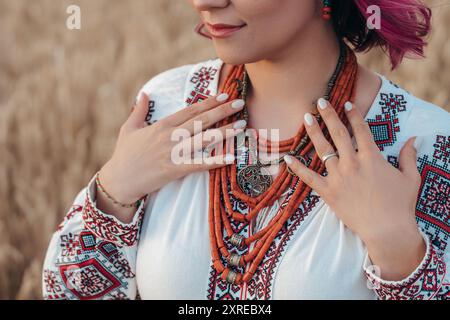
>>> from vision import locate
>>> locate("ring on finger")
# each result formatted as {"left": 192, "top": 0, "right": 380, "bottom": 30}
{"left": 321, "top": 150, "right": 339, "bottom": 165}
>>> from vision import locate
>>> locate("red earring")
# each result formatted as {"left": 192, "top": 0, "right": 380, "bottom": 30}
{"left": 195, "top": 22, "right": 213, "bottom": 39}
{"left": 322, "top": 0, "right": 332, "bottom": 20}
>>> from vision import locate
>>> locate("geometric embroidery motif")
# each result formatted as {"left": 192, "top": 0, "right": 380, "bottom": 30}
{"left": 60, "top": 233, "right": 81, "bottom": 257}
{"left": 190, "top": 66, "right": 218, "bottom": 89}
{"left": 415, "top": 135, "right": 450, "bottom": 250}
{"left": 186, "top": 87, "right": 212, "bottom": 106}
{"left": 367, "top": 93, "right": 407, "bottom": 151}
{"left": 79, "top": 231, "right": 96, "bottom": 252}
{"left": 59, "top": 258, "right": 122, "bottom": 300}
{"left": 98, "top": 241, "right": 118, "bottom": 258}
{"left": 43, "top": 270, "right": 67, "bottom": 300}
{"left": 82, "top": 193, "right": 146, "bottom": 247}
{"left": 185, "top": 65, "right": 219, "bottom": 106}
{"left": 421, "top": 269, "right": 438, "bottom": 292}
{"left": 365, "top": 243, "right": 448, "bottom": 300}
{"left": 417, "top": 164, "right": 450, "bottom": 221}
{"left": 433, "top": 135, "right": 450, "bottom": 164}
{"left": 365, "top": 132, "right": 450, "bottom": 300}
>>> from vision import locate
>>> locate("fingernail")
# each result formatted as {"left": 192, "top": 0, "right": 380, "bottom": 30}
{"left": 344, "top": 101, "right": 353, "bottom": 111}
{"left": 413, "top": 136, "right": 423, "bottom": 151}
{"left": 224, "top": 154, "right": 235, "bottom": 163}
{"left": 231, "top": 99, "right": 245, "bottom": 109}
{"left": 304, "top": 113, "right": 314, "bottom": 126}
{"left": 284, "top": 155, "right": 294, "bottom": 165}
{"left": 318, "top": 98, "right": 328, "bottom": 110}
{"left": 216, "top": 93, "right": 229, "bottom": 102}
{"left": 233, "top": 120, "right": 247, "bottom": 129}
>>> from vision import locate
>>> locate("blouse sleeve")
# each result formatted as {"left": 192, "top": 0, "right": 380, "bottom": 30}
{"left": 42, "top": 172, "right": 148, "bottom": 300}
{"left": 41, "top": 61, "right": 201, "bottom": 299}
{"left": 363, "top": 132, "right": 450, "bottom": 300}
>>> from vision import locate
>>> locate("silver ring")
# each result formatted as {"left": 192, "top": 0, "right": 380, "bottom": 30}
{"left": 321, "top": 151, "right": 339, "bottom": 165}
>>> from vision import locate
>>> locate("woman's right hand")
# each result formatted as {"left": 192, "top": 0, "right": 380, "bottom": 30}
{"left": 97, "top": 91, "right": 247, "bottom": 220}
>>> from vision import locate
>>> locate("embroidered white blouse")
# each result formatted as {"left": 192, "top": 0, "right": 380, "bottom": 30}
{"left": 42, "top": 58, "right": 450, "bottom": 300}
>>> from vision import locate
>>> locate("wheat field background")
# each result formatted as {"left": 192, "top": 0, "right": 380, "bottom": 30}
{"left": 0, "top": 0, "right": 449, "bottom": 299}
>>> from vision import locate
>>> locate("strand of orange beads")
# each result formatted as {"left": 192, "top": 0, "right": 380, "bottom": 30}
{"left": 208, "top": 42, "right": 358, "bottom": 285}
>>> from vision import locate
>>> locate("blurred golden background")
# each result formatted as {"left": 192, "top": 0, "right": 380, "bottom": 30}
{"left": 0, "top": 0, "right": 448, "bottom": 299}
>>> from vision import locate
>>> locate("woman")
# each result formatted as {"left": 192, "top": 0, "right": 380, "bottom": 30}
{"left": 43, "top": 0, "right": 450, "bottom": 300}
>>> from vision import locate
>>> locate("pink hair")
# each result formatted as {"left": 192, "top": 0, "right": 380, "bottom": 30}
{"left": 352, "top": 0, "right": 432, "bottom": 69}
{"left": 194, "top": 0, "right": 432, "bottom": 70}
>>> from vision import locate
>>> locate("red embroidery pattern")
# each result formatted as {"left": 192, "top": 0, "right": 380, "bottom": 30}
{"left": 43, "top": 230, "right": 134, "bottom": 300}
{"left": 366, "top": 134, "right": 450, "bottom": 300}
{"left": 366, "top": 244, "right": 448, "bottom": 300}
{"left": 43, "top": 270, "right": 67, "bottom": 300}
{"left": 416, "top": 134, "right": 450, "bottom": 250}
{"left": 246, "top": 190, "right": 320, "bottom": 299}
{"left": 57, "top": 205, "right": 82, "bottom": 231}
{"left": 60, "top": 233, "right": 82, "bottom": 257}
{"left": 185, "top": 64, "right": 220, "bottom": 106}
{"left": 433, "top": 135, "right": 450, "bottom": 165}
{"left": 82, "top": 193, "right": 147, "bottom": 247}
{"left": 59, "top": 258, "right": 122, "bottom": 300}
{"left": 367, "top": 93, "right": 407, "bottom": 151}
{"left": 190, "top": 66, "right": 218, "bottom": 89}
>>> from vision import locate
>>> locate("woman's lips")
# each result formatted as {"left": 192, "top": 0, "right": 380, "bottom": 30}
{"left": 206, "top": 23, "right": 246, "bottom": 39}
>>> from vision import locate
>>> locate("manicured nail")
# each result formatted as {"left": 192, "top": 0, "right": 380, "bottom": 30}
{"left": 284, "top": 155, "right": 294, "bottom": 165}
{"left": 216, "top": 93, "right": 229, "bottom": 102}
{"left": 304, "top": 113, "right": 314, "bottom": 126}
{"left": 231, "top": 99, "right": 245, "bottom": 109}
{"left": 233, "top": 120, "right": 247, "bottom": 129}
{"left": 318, "top": 98, "right": 328, "bottom": 110}
{"left": 224, "top": 154, "right": 235, "bottom": 163}
{"left": 413, "top": 136, "right": 423, "bottom": 151}
{"left": 344, "top": 101, "right": 353, "bottom": 111}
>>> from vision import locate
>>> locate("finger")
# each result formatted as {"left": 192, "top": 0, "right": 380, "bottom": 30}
{"left": 284, "top": 155, "right": 327, "bottom": 194}
{"left": 316, "top": 98, "right": 355, "bottom": 159}
{"left": 303, "top": 111, "right": 339, "bottom": 171}
{"left": 399, "top": 136, "right": 421, "bottom": 182}
{"left": 163, "top": 93, "right": 232, "bottom": 127}
{"left": 123, "top": 92, "right": 150, "bottom": 133}
{"left": 189, "top": 120, "right": 247, "bottom": 155}
{"left": 180, "top": 98, "right": 246, "bottom": 136}
{"left": 343, "top": 101, "right": 379, "bottom": 153}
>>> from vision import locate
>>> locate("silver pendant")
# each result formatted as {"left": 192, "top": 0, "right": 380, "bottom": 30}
{"left": 236, "top": 129, "right": 273, "bottom": 197}
{"left": 237, "top": 162, "right": 273, "bottom": 197}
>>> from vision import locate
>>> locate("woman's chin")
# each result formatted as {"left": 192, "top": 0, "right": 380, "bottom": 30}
{"left": 214, "top": 47, "right": 262, "bottom": 66}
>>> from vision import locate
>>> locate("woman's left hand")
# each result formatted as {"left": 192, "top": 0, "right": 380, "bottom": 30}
{"left": 284, "top": 98, "right": 426, "bottom": 281}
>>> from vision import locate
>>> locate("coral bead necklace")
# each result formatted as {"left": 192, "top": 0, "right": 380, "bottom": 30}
{"left": 208, "top": 41, "right": 358, "bottom": 285}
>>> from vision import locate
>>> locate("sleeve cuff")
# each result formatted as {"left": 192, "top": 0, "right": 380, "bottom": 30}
{"left": 363, "top": 227, "right": 448, "bottom": 299}
{"left": 82, "top": 172, "right": 148, "bottom": 247}
{"left": 363, "top": 227, "right": 432, "bottom": 288}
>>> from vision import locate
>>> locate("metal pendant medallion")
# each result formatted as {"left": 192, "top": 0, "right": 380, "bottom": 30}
{"left": 236, "top": 129, "right": 273, "bottom": 197}
{"left": 237, "top": 163, "right": 273, "bottom": 198}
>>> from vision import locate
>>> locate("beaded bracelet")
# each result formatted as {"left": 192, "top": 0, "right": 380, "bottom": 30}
{"left": 95, "top": 171, "right": 142, "bottom": 208}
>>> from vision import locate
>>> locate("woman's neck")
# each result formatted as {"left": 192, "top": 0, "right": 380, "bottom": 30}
{"left": 244, "top": 21, "right": 341, "bottom": 140}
